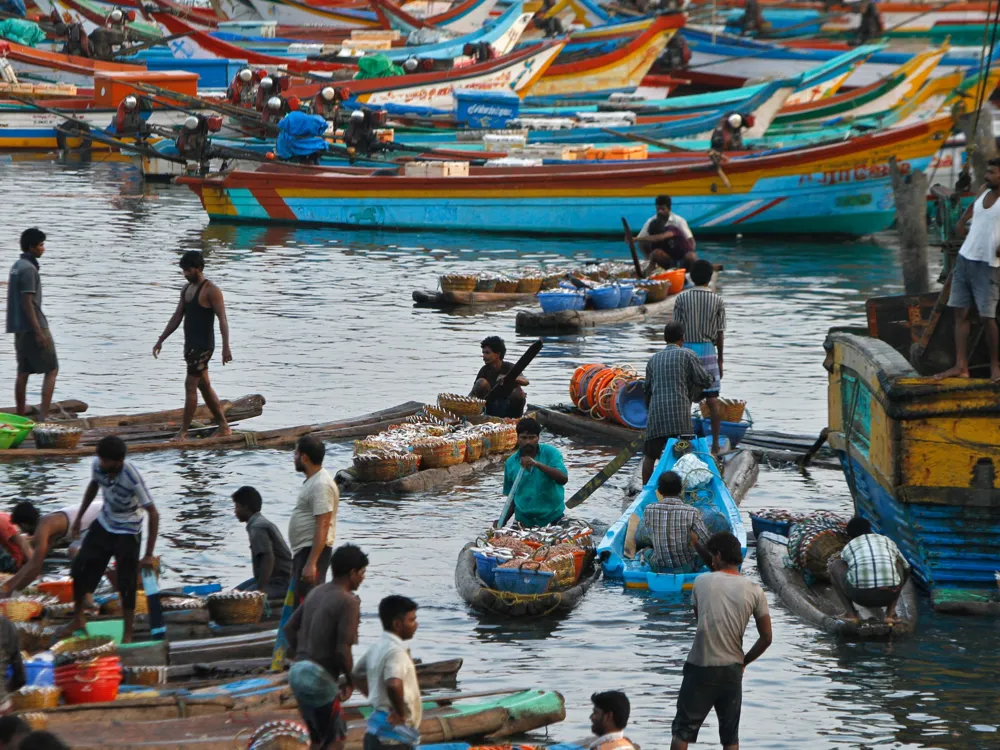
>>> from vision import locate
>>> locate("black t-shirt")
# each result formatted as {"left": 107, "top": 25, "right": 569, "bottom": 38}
{"left": 475, "top": 361, "right": 514, "bottom": 389}
{"left": 646, "top": 217, "right": 693, "bottom": 262}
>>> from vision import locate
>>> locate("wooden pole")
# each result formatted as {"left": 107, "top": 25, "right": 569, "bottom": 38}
{"left": 889, "top": 156, "right": 929, "bottom": 295}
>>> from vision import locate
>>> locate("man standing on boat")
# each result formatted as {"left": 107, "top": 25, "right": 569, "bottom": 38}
{"left": 936, "top": 157, "right": 1000, "bottom": 382}
{"left": 499, "top": 417, "right": 568, "bottom": 528}
{"left": 828, "top": 517, "right": 910, "bottom": 625}
{"left": 671, "top": 532, "right": 772, "bottom": 750}
{"left": 643, "top": 322, "right": 714, "bottom": 485}
{"left": 673, "top": 259, "right": 726, "bottom": 455}
{"left": 7, "top": 228, "right": 58, "bottom": 422}
{"left": 636, "top": 195, "right": 698, "bottom": 274}
{"left": 152, "top": 250, "right": 233, "bottom": 441}
{"left": 290, "top": 435, "right": 340, "bottom": 606}
{"left": 471, "top": 335, "right": 528, "bottom": 419}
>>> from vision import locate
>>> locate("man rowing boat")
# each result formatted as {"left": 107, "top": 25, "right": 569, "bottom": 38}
{"left": 471, "top": 335, "right": 528, "bottom": 419}
{"left": 636, "top": 195, "right": 698, "bottom": 274}
{"left": 499, "top": 418, "right": 568, "bottom": 528}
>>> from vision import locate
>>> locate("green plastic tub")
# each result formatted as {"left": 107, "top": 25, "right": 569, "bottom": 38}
{"left": 0, "top": 413, "right": 36, "bottom": 448}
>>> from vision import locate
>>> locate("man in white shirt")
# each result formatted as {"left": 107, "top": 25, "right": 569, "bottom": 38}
{"left": 635, "top": 195, "right": 698, "bottom": 274}
{"left": 353, "top": 595, "right": 421, "bottom": 750}
{"left": 289, "top": 435, "right": 339, "bottom": 605}
{"left": 580, "top": 691, "right": 637, "bottom": 749}
{"left": 937, "top": 158, "right": 1000, "bottom": 381}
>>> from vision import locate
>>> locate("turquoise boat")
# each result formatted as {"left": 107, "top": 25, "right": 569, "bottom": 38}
{"left": 597, "top": 436, "right": 746, "bottom": 594}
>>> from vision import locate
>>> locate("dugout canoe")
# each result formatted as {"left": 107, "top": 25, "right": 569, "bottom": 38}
{"left": 456, "top": 542, "right": 601, "bottom": 617}
{"left": 412, "top": 289, "right": 539, "bottom": 309}
{"left": 757, "top": 531, "right": 919, "bottom": 638}
{"left": 61, "top": 689, "right": 566, "bottom": 748}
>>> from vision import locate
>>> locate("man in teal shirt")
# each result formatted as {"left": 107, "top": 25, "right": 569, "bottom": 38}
{"left": 500, "top": 417, "right": 568, "bottom": 528}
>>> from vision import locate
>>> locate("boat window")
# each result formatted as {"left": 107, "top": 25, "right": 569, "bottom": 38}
{"left": 841, "top": 370, "right": 871, "bottom": 455}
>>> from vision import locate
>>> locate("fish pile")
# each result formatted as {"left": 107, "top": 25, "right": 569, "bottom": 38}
{"left": 473, "top": 521, "right": 594, "bottom": 591}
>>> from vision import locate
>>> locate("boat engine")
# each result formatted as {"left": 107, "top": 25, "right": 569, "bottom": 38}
{"left": 111, "top": 94, "right": 153, "bottom": 139}
{"left": 177, "top": 114, "right": 223, "bottom": 167}
{"left": 312, "top": 86, "right": 352, "bottom": 124}
{"left": 462, "top": 41, "right": 494, "bottom": 63}
{"left": 342, "top": 107, "right": 389, "bottom": 158}
{"left": 657, "top": 34, "right": 690, "bottom": 72}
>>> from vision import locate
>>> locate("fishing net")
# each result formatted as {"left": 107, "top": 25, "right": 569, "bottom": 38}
{"left": 787, "top": 517, "right": 849, "bottom": 582}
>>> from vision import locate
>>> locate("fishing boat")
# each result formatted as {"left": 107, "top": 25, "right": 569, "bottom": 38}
{"left": 757, "top": 531, "right": 919, "bottom": 638}
{"left": 372, "top": 0, "right": 500, "bottom": 36}
{"left": 177, "top": 114, "right": 953, "bottom": 236}
{"left": 825, "top": 320, "right": 1000, "bottom": 615}
{"left": 598, "top": 436, "right": 748, "bottom": 594}
{"left": 336, "top": 447, "right": 509, "bottom": 493}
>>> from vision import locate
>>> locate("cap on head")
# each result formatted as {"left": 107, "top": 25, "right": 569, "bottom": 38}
{"left": 321, "top": 86, "right": 335, "bottom": 102}
{"left": 727, "top": 113, "right": 743, "bottom": 129}
{"left": 238, "top": 68, "right": 252, "bottom": 82}
{"left": 183, "top": 115, "right": 199, "bottom": 130}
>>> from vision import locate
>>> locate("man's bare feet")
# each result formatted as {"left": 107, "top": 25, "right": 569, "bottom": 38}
{"left": 171, "top": 432, "right": 188, "bottom": 443}
{"left": 933, "top": 365, "right": 970, "bottom": 381}
{"left": 216, "top": 425, "right": 232, "bottom": 437}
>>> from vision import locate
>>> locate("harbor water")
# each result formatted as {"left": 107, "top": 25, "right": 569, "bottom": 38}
{"left": 0, "top": 157, "right": 996, "bottom": 749}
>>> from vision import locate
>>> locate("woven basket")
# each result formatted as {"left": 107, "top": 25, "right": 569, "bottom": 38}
{"left": 802, "top": 530, "right": 848, "bottom": 581}
{"left": 31, "top": 424, "right": 83, "bottom": 449}
{"left": 475, "top": 277, "right": 497, "bottom": 292}
{"left": 464, "top": 435, "right": 483, "bottom": 462}
{"left": 439, "top": 274, "right": 477, "bottom": 293}
{"left": 353, "top": 452, "right": 421, "bottom": 483}
{"left": 541, "top": 274, "right": 562, "bottom": 290}
{"left": 0, "top": 598, "right": 44, "bottom": 622}
{"left": 438, "top": 393, "right": 485, "bottom": 418}
{"left": 207, "top": 591, "right": 266, "bottom": 625}
{"left": 490, "top": 426, "right": 518, "bottom": 453}
{"left": 699, "top": 398, "right": 746, "bottom": 423}
{"left": 638, "top": 279, "right": 670, "bottom": 303}
{"left": 248, "top": 721, "right": 311, "bottom": 750}
{"left": 16, "top": 622, "right": 57, "bottom": 654}
{"left": 534, "top": 550, "right": 579, "bottom": 590}
{"left": 422, "top": 405, "right": 460, "bottom": 423}
{"left": 21, "top": 714, "right": 48, "bottom": 731}
{"left": 516, "top": 277, "right": 543, "bottom": 294}
{"left": 51, "top": 635, "right": 117, "bottom": 666}
{"left": 410, "top": 438, "right": 466, "bottom": 469}
{"left": 11, "top": 687, "right": 60, "bottom": 711}
{"left": 493, "top": 278, "right": 518, "bottom": 293}
{"left": 124, "top": 666, "right": 167, "bottom": 686}
{"left": 160, "top": 597, "right": 204, "bottom": 612}
{"left": 101, "top": 590, "right": 148, "bottom": 616}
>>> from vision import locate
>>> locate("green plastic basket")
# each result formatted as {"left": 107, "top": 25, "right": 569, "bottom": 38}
{"left": 0, "top": 428, "right": 18, "bottom": 450}
{"left": 0, "top": 413, "right": 36, "bottom": 448}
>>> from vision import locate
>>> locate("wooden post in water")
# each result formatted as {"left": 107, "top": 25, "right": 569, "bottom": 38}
{"left": 958, "top": 106, "right": 998, "bottom": 188}
{"left": 890, "top": 156, "right": 929, "bottom": 294}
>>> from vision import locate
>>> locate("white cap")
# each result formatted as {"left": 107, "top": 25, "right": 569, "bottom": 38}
{"left": 260, "top": 76, "right": 273, "bottom": 89}
{"left": 110, "top": 8, "right": 123, "bottom": 20}
{"left": 267, "top": 96, "right": 282, "bottom": 111}
{"left": 403, "top": 57, "right": 418, "bottom": 72}
{"left": 184, "top": 116, "right": 199, "bottom": 130}
{"left": 321, "top": 87, "right": 335, "bottom": 102}
{"left": 123, "top": 95, "right": 137, "bottom": 110}
{"left": 727, "top": 113, "right": 743, "bottom": 129}
{"left": 238, "top": 68, "right": 252, "bottom": 82}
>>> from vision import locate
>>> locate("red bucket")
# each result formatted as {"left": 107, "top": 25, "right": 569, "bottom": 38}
{"left": 55, "top": 657, "right": 122, "bottom": 704}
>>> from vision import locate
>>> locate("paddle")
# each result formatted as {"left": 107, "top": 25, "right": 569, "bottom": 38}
{"left": 798, "top": 427, "right": 830, "bottom": 468}
{"left": 269, "top": 576, "right": 298, "bottom": 672}
{"left": 566, "top": 435, "right": 644, "bottom": 509}
{"left": 496, "top": 466, "right": 525, "bottom": 527}
{"left": 484, "top": 339, "right": 543, "bottom": 412}
{"left": 621, "top": 217, "right": 644, "bottom": 279}
{"left": 141, "top": 568, "right": 165, "bottom": 641}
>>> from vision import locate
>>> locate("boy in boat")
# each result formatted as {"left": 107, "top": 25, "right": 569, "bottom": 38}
{"left": 574, "top": 691, "right": 638, "bottom": 749}
{"left": 628, "top": 471, "right": 713, "bottom": 573}
{"left": 671, "top": 533, "right": 771, "bottom": 750}
{"left": 643, "top": 322, "right": 714, "bottom": 484}
{"left": 828, "top": 517, "right": 911, "bottom": 625}
{"left": 353, "top": 595, "right": 422, "bottom": 750}
{"left": 673, "top": 259, "right": 726, "bottom": 455}
{"left": 636, "top": 195, "right": 698, "bottom": 274}
{"left": 286, "top": 544, "right": 368, "bottom": 750}
{"left": 471, "top": 336, "right": 528, "bottom": 419}
{"left": 2, "top": 500, "right": 103, "bottom": 596}
{"left": 8, "top": 228, "right": 58, "bottom": 422}
{"left": 66, "top": 436, "right": 159, "bottom": 644}
{"left": 232, "top": 486, "right": 294, "bottom": 600}
{"left": 499, "top": 417, "right": 568, "bottom": 528}
{"left": 152, "top": 250, "right": 233, "bottom": 442}
{"left": 291, "top": 435, "right": 340, "bottom": 606}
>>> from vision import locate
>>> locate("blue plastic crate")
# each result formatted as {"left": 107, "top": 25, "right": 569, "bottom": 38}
{"left": 538, "top": 291, "right": 585, "bottom": 313}
{"left": 493, "top": 566, "right": 554, "bottom": 595}
{"left": 750, "top": 515, "right": 792, "bottom": 539}
{"left": 472, "top": 550, "right": 502, "bottom": 588}
{"left": 454, "top": 88, "right": 520, "bottom": 129}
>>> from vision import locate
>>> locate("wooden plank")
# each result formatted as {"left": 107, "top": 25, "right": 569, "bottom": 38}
{"left": 0, "top": 399, "right": 87, "bottom": 418}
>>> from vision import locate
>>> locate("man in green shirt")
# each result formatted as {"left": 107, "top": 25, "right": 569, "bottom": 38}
{"left": 500, "top": 417, "right": 568, "bottom": 528}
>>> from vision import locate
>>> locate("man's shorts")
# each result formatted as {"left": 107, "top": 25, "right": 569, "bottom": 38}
{"left": 948, "top": 254, "right": 1000, "bottom": 318}
{"left": 15, "top": 331, "right": 57, "bottom": 375}
{"left": 71, "top": 522, "right": 140, "bottom": 609}
{"left": 672, "top": 662, "right": 744, "bottom": 746}
{"left": 184, "top": 348, "right": 213, "bottom": 377}
{"left": 643, "top": 436, "right": 669, "bottom": 460}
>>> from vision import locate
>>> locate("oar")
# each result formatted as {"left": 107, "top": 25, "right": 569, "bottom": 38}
{"left": 269, "top": 576, "right": 298, "bottom": 672}
{"left": 496, "top": 467, "right": 525, "bottom": 527}
{"left": 621, "top": 217, "right": 644, "bottom": 279}
{"left": 566, "top": 435, "right": 644, "bottom": 509}
{"left": 484, "top": 339, "right": 543, "bottom": 412}
{"left": 599, "top": 128, "right": 696, "bottom": 154}
{"left": 797, "top": 427, "right": 829, "bottom": 467}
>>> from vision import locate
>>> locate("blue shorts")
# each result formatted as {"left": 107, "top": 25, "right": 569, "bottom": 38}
{"left": 948, "top": 254, "right": 1000, "bottom": 318}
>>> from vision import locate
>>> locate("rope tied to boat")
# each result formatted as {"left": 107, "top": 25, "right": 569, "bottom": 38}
{"left": 238, "top": 431, "right": 259, "bottom": 448}
{"left": 490, "top": 589, "right": 563, "bottom": 617}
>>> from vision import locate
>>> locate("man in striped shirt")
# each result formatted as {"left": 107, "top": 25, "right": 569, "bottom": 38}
{"left": 673, "top": 259, "right": 726, "bottom": 455}
{"left": 828, "top": 517, "right": 910, "bottom": 625}
{"left": 66, "top": 436, "right": 159, "bottom": 643}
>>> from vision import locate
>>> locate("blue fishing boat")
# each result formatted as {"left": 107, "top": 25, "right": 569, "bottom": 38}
{"left": 597, "top": 436, "right": 746, "bottom": 593}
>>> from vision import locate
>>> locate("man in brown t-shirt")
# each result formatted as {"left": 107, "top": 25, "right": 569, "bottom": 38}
{"left": 286, "top": 544, "right": 368, "bottom": 750}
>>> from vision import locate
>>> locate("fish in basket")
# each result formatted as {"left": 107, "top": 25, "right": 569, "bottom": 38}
{"left": 206, "top": 590, "right": 267, "bottom": 625}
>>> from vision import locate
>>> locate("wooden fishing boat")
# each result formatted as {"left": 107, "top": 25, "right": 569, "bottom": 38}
{"left": 177, "top": 114, "right": 953, "bottom": 236}
{"left": 412, "top": 289, "right": 539, "bottom": 309}
{"left": 825, "top": 320, "right": 1000, "bottom": 616}
{"left": 372, "top": 0, "right": 500, "bottom": 35}
{"left": 757, "top": 531, "right": 919, "bottom": 638}
{"left": 455, "top": 542, "right": 600, "bottom": 617}
{"left": 0, "top": 38, "right": 147, "bottom": 89}
{"left": 54, "top": 689, "right": 566, "bottom": 748}
{"left": 598, "top": 436, "right": 748, "bottom": 593}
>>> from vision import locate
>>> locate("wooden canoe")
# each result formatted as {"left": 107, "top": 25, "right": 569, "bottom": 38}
{"left": 0, "top": 399, "right": 87, "bottom": 419}
{"left": 757, "top": 532, "right": 919, "bottom": 639}
{"left": 456, "top": 543, "right": 601, "bottom": 617}
{"left": 336, "top": 451, "right": 508, "bottom": 495}
{"left": 412, "top": 289, "right": 539, "bottom": 309}
{"left": 53, "top": 689, "right": 567, "bottom": 748}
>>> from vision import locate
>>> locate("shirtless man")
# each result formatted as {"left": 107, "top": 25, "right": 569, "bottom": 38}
{"left": 152, "top": 251, "right": 233, "bottom": 441}
{"left": 1, "top": 500, "right": 103, "bottom": 596}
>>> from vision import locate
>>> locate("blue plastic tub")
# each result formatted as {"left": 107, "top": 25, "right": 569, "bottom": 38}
{"left": 472, "top": 550, "right": 501, "bottom": 588}
{"left": 538, "top": 291, "right": 585, "bottom": 313}
{"left": 455, "top": 88, "right": 520, "bottom": 129}
{"left": 587, "top": 285, "right": 620, "bottom": 310}
{"left": 616, "top": 284, "right": 634, "bottom": 308}
{"left": 493, "top": 566, "right": 554, "bottom": 595}
{"left": 614, "top": 380, "right": 647, "bottom": 429}
{"left": 691, "top": 417, "right": 751, "bottom": 447}
{"left": 750, "top": 515, "right": 792, "bottom": 539}
{"left": 24, "top": 658, "right": 54, "bottom": 687}
{"left": 631, "top": 288, "right": 647, "bottom": 306}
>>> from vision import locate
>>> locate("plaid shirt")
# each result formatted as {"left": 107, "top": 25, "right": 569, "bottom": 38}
{"left": 674, "top": 287, "right": 725, "bottom": 344}
{"left": 643, "top": 497, "right": 710, "bottom": 570}
{"left": 645, "top": 344, "right": 713, "bottom": 439}
{"left": 841, "top": 533, "right": 909, "bottom": 589}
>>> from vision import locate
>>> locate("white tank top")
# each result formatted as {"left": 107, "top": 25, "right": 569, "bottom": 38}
{"left": 57, "top": 501, "right": 103, "bottom": 542}
{"left": 959, "top": 190, "right": 1000, "bottom": 268}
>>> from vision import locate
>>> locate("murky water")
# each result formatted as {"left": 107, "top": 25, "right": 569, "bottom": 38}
{"left": 0, "top": 157, "right": 997, "bottom": 749}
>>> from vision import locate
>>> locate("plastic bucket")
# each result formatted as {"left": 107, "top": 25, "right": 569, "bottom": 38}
{"left": 616, "top": 285, "right": 633, "bottom": 308}
{"left": 38, "top": 580, "right": 74, "bottom": 604}
{"left": 690, "top": 417, "right": 750, "bottom": 447}
{"left": 586, "top": 285, "right": 620, "bottom": 310}
{"left": 570, "top": 364, "right": 604, "bottom": 404}
{"left": 24, "top": 659, "right": 54, "bottom": 687}
{"left": 538, "top": 291, "right": 585, "bottom": 314}
{"left": 610, "top": 379, "right": 648, "bottom": 429}
{"left": 0, "top": 413, "right": 36, "bottom": 448}
{"left": 57, "top": 671, "right": 122, "bottom": 704}
{"left": 651, "top": 269, "right": 686, "bottom": 295}
{"left": 631, "top": 288, "right": 647, "bottom": 306}
{"left": 750, "top": 515, "right": 792, "bottom": 539}
{"left": 472, "top": 551, "right": 501, "bottom": 588}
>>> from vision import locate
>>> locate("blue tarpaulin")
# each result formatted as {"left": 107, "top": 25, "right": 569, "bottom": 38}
{"left": 275, "top": 111, "right": 329, "bottom": 161}
{"left": 0, "top": 0, "right": 27, "bottom": 18}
